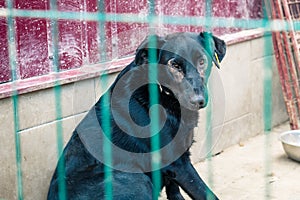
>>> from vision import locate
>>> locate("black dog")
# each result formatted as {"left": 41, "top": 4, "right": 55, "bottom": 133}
{"left": 47, "top": 32, "right": 226, "bottom": 200}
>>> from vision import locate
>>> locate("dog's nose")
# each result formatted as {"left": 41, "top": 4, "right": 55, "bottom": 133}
{"left": 191, "top": 95, "right": 206, "bottom": 109}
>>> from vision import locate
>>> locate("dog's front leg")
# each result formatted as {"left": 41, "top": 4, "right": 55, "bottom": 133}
{"left": 165, "top": 180, "right": 185, "bottom": 200}
{"left": 171, "top": 162, "right": 219, "bottom": 200}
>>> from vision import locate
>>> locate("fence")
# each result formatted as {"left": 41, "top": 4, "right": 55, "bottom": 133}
{"left": 0, "top": 0, "right": 295, "bottom": 199}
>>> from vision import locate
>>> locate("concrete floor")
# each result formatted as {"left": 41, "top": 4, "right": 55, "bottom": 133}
{"left": 160, "top": 122, "right": 300, "bottom": 200}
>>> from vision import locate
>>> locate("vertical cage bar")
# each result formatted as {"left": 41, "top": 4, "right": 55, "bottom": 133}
{"left": 148, "top": 0, "right": 161, "bottom": 199}
{"left": 262, "top": 1, "right": 273, "bottom": 199}
{"left": 204, "top": 1, "right": 215, "bottom": 200}
{"left": 97, "top": 1, "right": 113, "bottom": 200}
{"left": 205, "top": 0, "right": 212, "bottom": 31}
{"left": 6, "top": 0, "right": 24, "bottom": 199}
{"left": 100, "top": 82, "right": 112, "bottom": 200}
{"left": 49, "top": 0, "right": 67, "bottom": 199}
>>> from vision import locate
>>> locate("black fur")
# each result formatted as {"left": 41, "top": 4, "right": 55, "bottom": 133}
{"left": 48, "top": 32, "right": 226, "bottom": 200}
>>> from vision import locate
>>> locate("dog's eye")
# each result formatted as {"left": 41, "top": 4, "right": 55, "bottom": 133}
{"left": 197, "top": 56, "right": 208, "bottom": 77}
{"left": 199, "top": 56, "right": 208, "bottom": 66}
{"left": 198, "top": 56, "right": 208, "bottom": 70}
{"left": 168, "top": 58, "right": 182, "bottom": 71}
{"left": 199, "top": 59, "right": 205, "bottom": 66}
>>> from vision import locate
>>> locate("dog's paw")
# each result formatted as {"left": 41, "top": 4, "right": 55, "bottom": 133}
{"left": 167, "top": 193, "right": 185, "bottom": 200}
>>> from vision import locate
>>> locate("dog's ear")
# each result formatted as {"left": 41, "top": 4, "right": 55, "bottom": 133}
{"left": 199, "top": 32, "right": 226, "bottom": 68}
{"left": 134, "top": 35, "right": 166, "bottom": 65}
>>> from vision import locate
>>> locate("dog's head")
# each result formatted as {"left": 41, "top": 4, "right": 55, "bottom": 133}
{"left": 134, "top": 32, "right": 226, "bottom": 110}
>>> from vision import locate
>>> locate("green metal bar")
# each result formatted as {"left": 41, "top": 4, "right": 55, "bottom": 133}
{"left": 149, "top": 44, "right": 161, "bottom": 200}
{"left": 204, "top": 1, "right": 215, "bottom": 200}
{"left": 53, "top": 87, "right": 66, "bottom": 200}
{"left": 1, "top": 8, "right": 300, "bottom": 32}
{"left": 11, "top": 49, "right": 23, "bottom": 200}
{"left": 262, "top": 1, "right": 273, "bottom": 199}
{"left": 97, "top": 1, "right": 113, "bottom": 200}
{"left": 205, "top": 0, "right": 213, "bottom": 31}
{"left": 49, "top": 0, "right": 67, "bottom": 199}
{"left": 6, "top": 0, "right": 24, "bottom": 199}
{"left": 100, "top": 81, "right": 112, "bottom": 200}
{"left": 263, "top": 39, "right": 273, "bottom": 200}
{"left": 262, "top": 1, "right": 273, "bottom": 132}
{"left": 148, "top": 1, "right": 161, "bottom": 199}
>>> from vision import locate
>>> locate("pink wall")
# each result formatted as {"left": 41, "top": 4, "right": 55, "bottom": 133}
{"left": 15, "top": 0, "right": 50, "bottom": 79}
{"left": 0, "top": 0, "right": 10, "bottom": 83}
{"left": 0, "top": 0, "right": 262, "bottom": 83}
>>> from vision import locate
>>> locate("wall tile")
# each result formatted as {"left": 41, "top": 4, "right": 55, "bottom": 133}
{"left": 250, "top": 35, "right": 273, "bottom": 61}
{"left": 94, "top": 73, "right": 118, "bottom": 100}
{"left": 19, "top": 114, "right": 83, "bottom": 200}
{"left": 18, "top": 79, "right": 96, "bottom": 131}
{"left": 250, "top": 56, "right": 266, "bottom": 135}
{"left": 0, "top": 98, "right": 17, "bottom": 200}
{"left": 73, "top": 79, "right": 96, "bottom": 113}
{"left": 219, "top": 42, "right": 252, "bottom": 122}
{"left": 271, "top": 59, "right": 288, "bottom": 127}
{"left": 18, "top": 88, "right": 56, "bottom": 130}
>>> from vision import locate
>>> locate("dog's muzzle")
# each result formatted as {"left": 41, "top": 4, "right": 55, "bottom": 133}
{"left": 190, "top": 95, "right": 206, "bottom": 109}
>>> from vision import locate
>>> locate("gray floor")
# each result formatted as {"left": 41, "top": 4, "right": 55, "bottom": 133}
{"left": 160, "top": 122, "right": 300, "bottom": 200}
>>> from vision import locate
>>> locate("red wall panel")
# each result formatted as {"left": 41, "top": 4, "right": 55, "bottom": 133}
{"left": 157, "top": 0, "right": 195, "bottom": 33}
{"left": 104, "top": 0, "right": 149, "bottom": 60}
{"left": 57, "top": 0, "right": 84, "bottom": 70}
{"left": 0, "top": 0, "right": 262, "bottom": 83}
{"left": 0, "top": 0, "right": 10, "bottom": 83}
{"left": 15, "top": 0, "right": 50, "bottom": 79}
{"left": 86, "top": 0, "right": 99, "bottom": 63}
{"left": 212, "top": 0, "right": 262, "bottom": 34}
